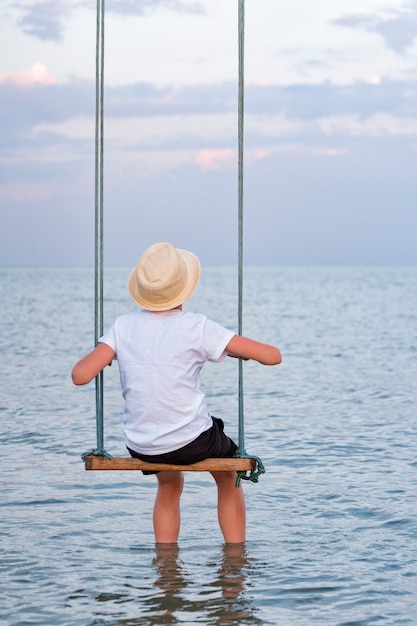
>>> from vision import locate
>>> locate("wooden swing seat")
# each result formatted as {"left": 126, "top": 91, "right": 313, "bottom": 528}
{"left": 83, "top": 455, "right": 257, "bottom": 472}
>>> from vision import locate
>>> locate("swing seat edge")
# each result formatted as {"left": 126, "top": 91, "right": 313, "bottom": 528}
{"left": 83, "top": 455, "right": 257, "bottom": 472}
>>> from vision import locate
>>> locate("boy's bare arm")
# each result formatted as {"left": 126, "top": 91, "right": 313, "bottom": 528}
{"left": 226, "top": 335, "right": 282, "bottom": 366}
{"left": 72, "top": 343, "right": 116, "bottom": 385}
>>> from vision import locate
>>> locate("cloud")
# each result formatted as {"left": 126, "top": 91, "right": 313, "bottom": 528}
{"left": 2, "top": 72, "right": 417, "bottom": 266}
{"left": 195, "top": 149, "right": 235, "bottom": 171}
{"left": 0, "top": 62, "right": 57, "bottom": 86}
{"left": 17, "top": 0, "right": 69, "bottom": 41}
{"left": 3, "top": 71, "right": 417, "bottom": 179}
{"left": 317, "top": 112, "right": 417, "bottom": 138}
{"left": 245, "top": 79, "right": 417, "bottom": 122}
{"left": 11, "top": 0, "right": 205, "bottom": 42}
{"left": 106, "top": 0, "right": 205, "bottom": 16}
{"left": 332, "top": 3, "right": 417, "bottom": 55}
{"left": 7, "top": 73, "right": 413, "bottom": 126}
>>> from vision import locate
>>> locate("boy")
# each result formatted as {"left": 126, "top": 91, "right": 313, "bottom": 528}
{"left": 72, "top": 242, "right": 281, "bottom": 543}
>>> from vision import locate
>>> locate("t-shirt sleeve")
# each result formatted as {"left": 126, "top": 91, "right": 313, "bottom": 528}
{"left": 201, "top": 317, "right": 235, "bottom": 362}
{"left": 99, "top": 323, "right": 117, "bottom": 355}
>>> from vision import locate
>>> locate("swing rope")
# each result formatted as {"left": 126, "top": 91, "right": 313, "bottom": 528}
{"left": 235, "top": 0, "right": 264, "bottom": 482}
{"left": 92, "top": 0, "right": 110, "bottom": 459}
{"left": 83, "top": 0, "right": 264, "bottom": 482}
{"left": 237, "top": 0, "right": 245, "bottom": 457}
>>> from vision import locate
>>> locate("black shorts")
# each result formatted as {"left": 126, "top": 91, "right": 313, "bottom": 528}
{"left": 127, "top": 417, "right": 238, "bottom": 475}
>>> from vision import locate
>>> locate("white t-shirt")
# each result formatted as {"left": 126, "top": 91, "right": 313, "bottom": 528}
{"left": 100, "top": 308, "right": 235, "bottom": 455}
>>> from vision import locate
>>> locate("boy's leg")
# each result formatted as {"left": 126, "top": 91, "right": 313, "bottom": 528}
{"left": 153, "top": 471, "right": 184, "bottom": 543}
{"left": 210, "top": 471, "right": 246, "bottom": 543}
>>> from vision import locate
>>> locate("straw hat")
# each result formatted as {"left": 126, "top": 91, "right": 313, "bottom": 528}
{"left": 128, "top": 242, "right": 201, "bottom": 311}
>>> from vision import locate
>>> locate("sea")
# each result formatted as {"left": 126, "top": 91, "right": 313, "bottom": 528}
{"left": 1, "top": 265, "right": 416, "bottom": 625}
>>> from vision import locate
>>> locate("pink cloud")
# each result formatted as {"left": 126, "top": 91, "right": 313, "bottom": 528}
{"left": 249, "top": 149, "right": 271, "bottom": 161}
{"left": 195, "top": 148, "right": 273, "bottom": 171}
{"left": 0, "top": 62, "right": 57, "bottom": 86}
{"left": 195, "top": 149, "right": 236, "bottom": 171}
{"left": 318, "top": 148, "right": 347, "bottom": 157}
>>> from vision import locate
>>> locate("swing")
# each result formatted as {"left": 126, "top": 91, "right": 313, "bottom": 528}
{"left": 82, "top": 0, "right": 265, "bottom": 484}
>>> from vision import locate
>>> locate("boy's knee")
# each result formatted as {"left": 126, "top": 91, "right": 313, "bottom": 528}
{"left": 157, "top": 471, "right": 184, "bottom": 494}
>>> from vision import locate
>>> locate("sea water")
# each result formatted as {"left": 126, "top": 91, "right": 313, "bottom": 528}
{"left": 1, "top": 266, "right": 416, "bottom": 625}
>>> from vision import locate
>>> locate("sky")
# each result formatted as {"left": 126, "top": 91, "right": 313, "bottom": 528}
{"left": 1, "top": 0, "right": 417, "bottom": 267}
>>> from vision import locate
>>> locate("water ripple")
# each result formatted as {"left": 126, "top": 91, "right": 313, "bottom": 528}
{"left": 1, "top": 267, "right": 417, "bottom": 625}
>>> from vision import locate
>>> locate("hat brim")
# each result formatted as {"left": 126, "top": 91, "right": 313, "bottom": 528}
{"left": 128, "top": 248, "right": 201, "bottom": 311}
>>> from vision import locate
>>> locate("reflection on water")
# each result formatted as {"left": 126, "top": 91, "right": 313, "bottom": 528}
{"left": 87, "top": 544, "right": 262, "bottom": 625}
{"left": 146, "top": 543, "right": 262, "bottom": 625}
{"left": 206, "top": 543, "right": 262, "bottom": 625}
{"left": 148, "top": 543, "right": 187, "bottom": 624}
